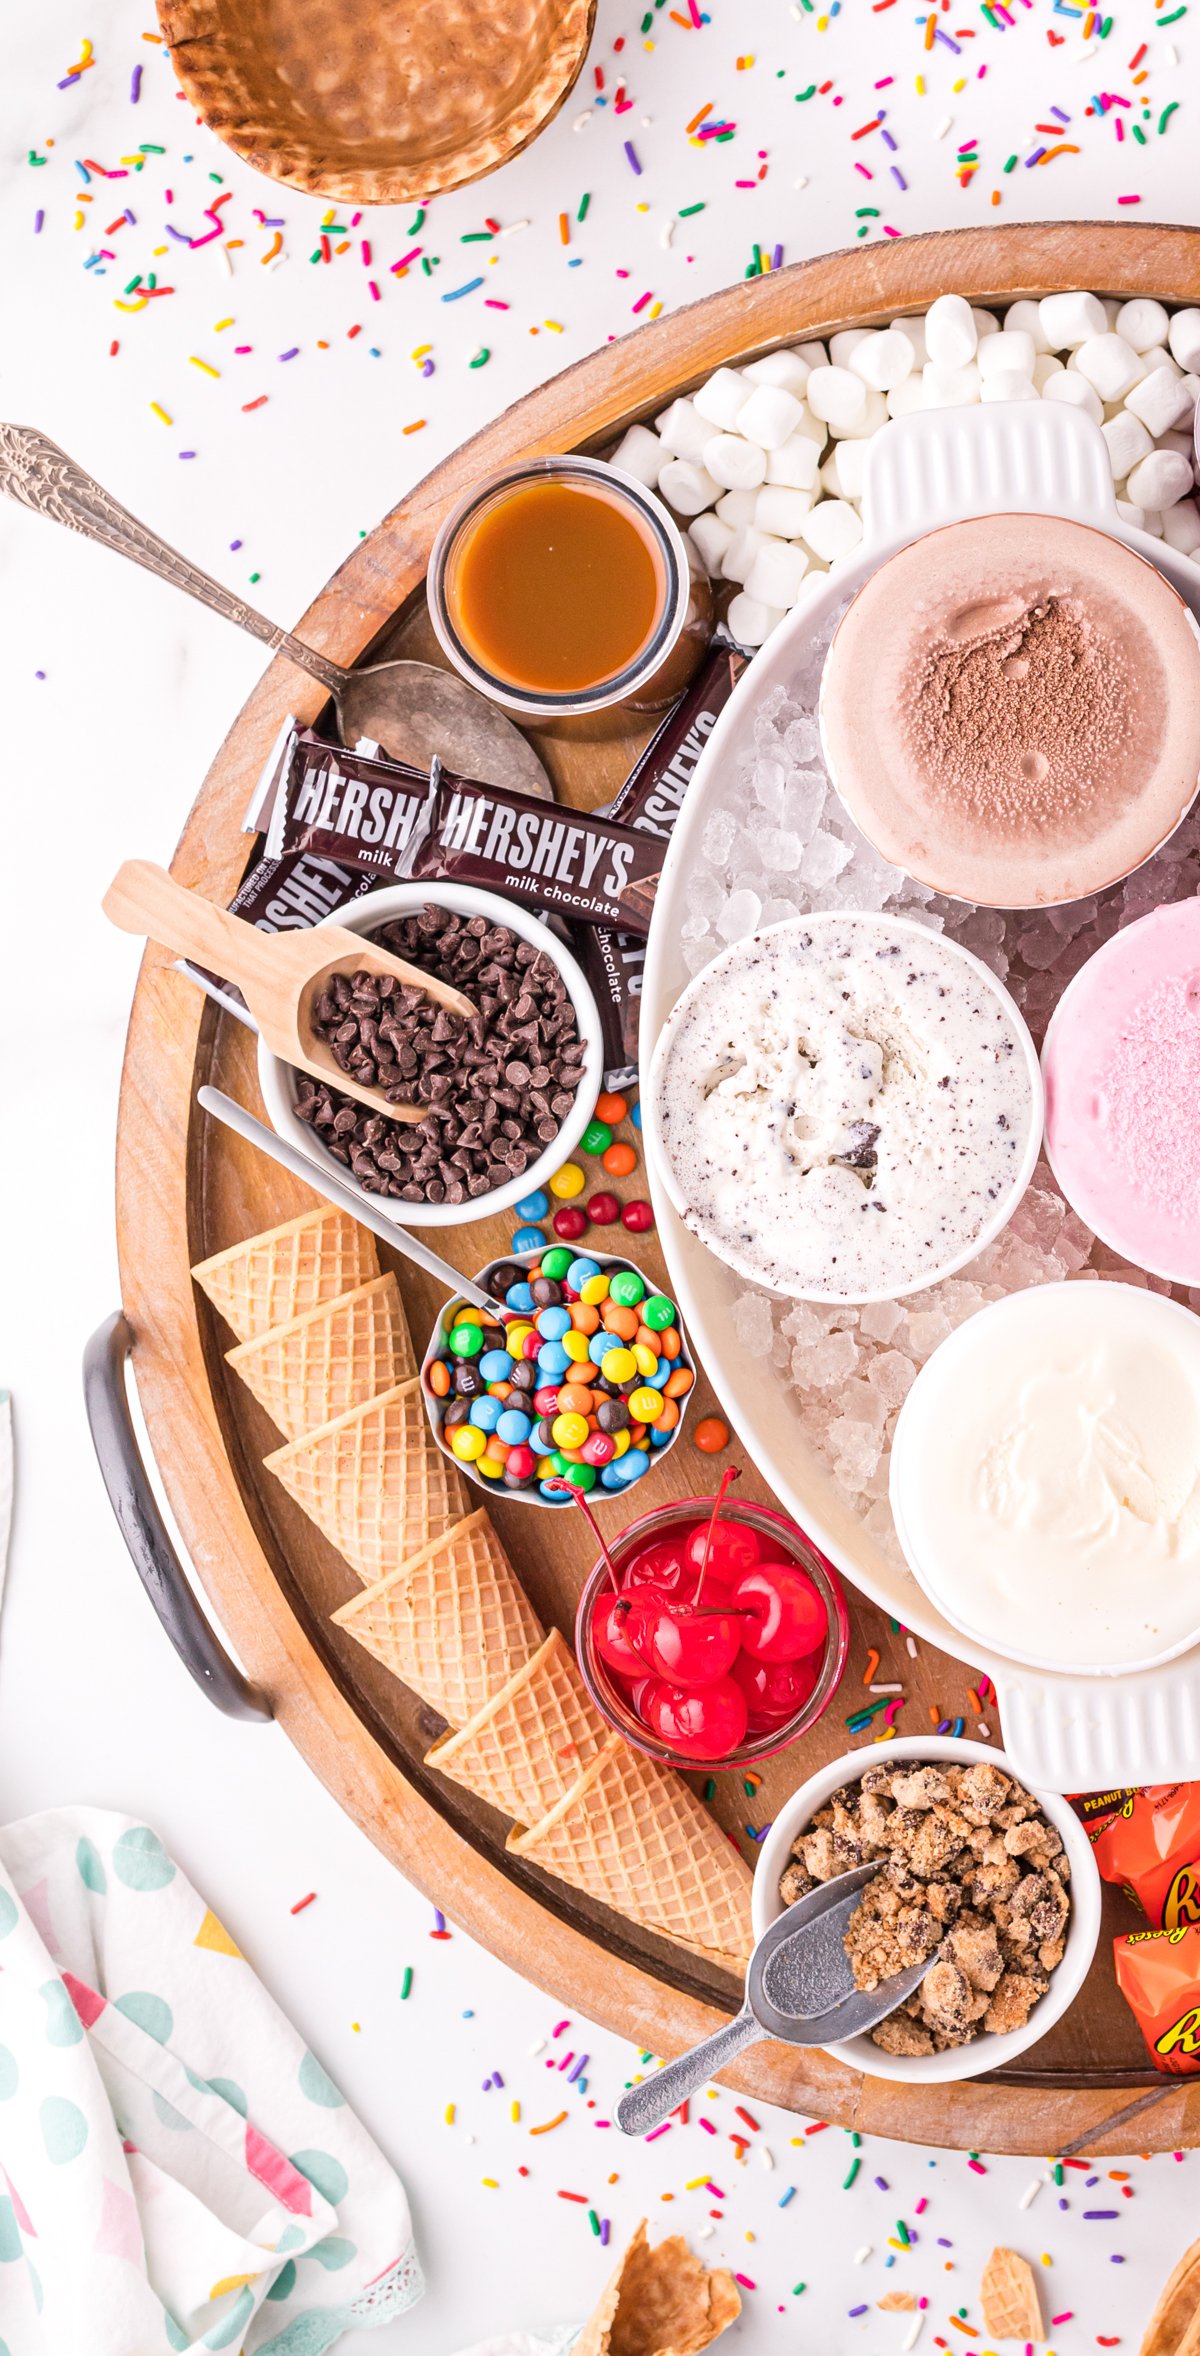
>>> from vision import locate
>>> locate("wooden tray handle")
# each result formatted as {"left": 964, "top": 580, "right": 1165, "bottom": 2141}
{"left": 83, "top": 1312, "right": 273, "bottom": 1722}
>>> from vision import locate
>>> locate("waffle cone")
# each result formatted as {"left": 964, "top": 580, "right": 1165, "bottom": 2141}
{"left": 426, "top": 1629, "right": 608, "bottom": 1822}
{"left": 192, "top": 1208, "right": 377, "bottom": 1343}
{"left": 265, "top": 1378, "right": 465, "bottom": 1584}
{"left": 509, "top": 1736, "right": 752, "bottom": 1973}
{"left": 573, "top": 2219, "right": 740, "bottom": 2356}
{"left": 225, "top": 1273, "right": 415, "bottom": 1440}
{"left": 332, "top": 1508, "right": 543, "bottom": 1725}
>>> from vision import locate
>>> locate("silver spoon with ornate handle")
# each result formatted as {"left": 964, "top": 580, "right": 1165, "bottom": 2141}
{"left": 615, "top": 1865, "right": 931, "bottom": 2136}
{"left": 0, "top": 421, "right": 550, "bottom": 795}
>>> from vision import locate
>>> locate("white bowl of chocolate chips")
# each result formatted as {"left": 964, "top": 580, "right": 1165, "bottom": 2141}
{"left": 752, "top": 1736, "right": 1100, "bottom": 2083}
{"left": 257, "top": 882, "right": 604, "bottom": 1229}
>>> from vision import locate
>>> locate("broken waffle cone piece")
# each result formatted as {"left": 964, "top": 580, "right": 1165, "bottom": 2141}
{"left": 1142, "top": 2237, "right": 1200, "bottom": 2356}
{"left": 508, "top": 1734, "right": 752, "bottom": 1974}
{"left": 225, "top": 1271, "right": 415, "bottom": 1441}
{"left": 426, "top": 1627, "right": 609, "bottom": 1823}
{"left": 265, "top": 1377, "right": 466, "bottom": 1585}
{"left": 981, "top": 2248, "right": 1044, "bottom": 2343}
{"left": 878, "top": 2293, "right": 918, "bottom": 2312}
{"left": 332, "top": 1508, "right": 543, "bottom": 1727}
{"left": 192, "top": 1206, "right": 377, "bottom": 1343}
{"left": 573, "top": 2218, "right": 740, "bottom": 2356}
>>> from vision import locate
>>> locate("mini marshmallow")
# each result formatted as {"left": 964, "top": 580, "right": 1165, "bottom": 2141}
{"left": 826, "top": 436, "right": 870, "bottom": 499}
{"left": 745, "top": 538, "right": 811, "bottom": 608}
{"left": 703, "top": 432, "right": 767, "bottom": 490}
{"left": 801, "top": 499, "right": 864, "bottom": 563}
{"left": 792, "top": 340, "right": 830, "bottom": 369}
{"left": 818, "top": 453, "right": 844, "bottom": 499}
{"left": 981, "top": 369, "right": 1039, "bottom": 404}
{"left": 1161, "top": 498, "right": 1200, "bottom": 555}
{"left": 1038, "top": 289, "right": 1107, "bottom": 349}
{"left": 971, "top": 308, "right": 1001, "bottom": 340}
{"left": 655, "top": 397, "right": 714, "bottom": 462}
{"left": 978, "top": 330, "right": 1036, "bottom": 382}
{"left": 830, "top": 328, "right": 872, "bottom": 369}
{"left": 1161, "top": 425, "right": 1197, "bottom": 457}
{"left": 1182, "top": 373, "right": 1200, "bottom": 404}
{"left": 1032, "top": 353, "right": 1065, "bottom": 391}
{"left": 1143, "top": 511, "right": 1165, "bottom": 538}
{"left": 658, "top": 457, "right": 721, "bottom": 515}
{"left": 849, "top": 328, "right": 915, "bottom": 392}
{"left": 1073, "top": 332, "right": 1144, "bottom": 402}
{"left": 735, "top": 383, "right": 805, "bottom": 451}
{"left": 1100, "top": 410, "right": 1154, "bottom": 480}
{"left": 726, "top": 592, "right": 784, "bottom": 649}
{"left": 1116, "top": 297, "right": 1171, "bottom": 353}
{"left": 1004, "top": 299, "right": 1052, "bottom": 352}
{"left": 715, "top": 488, "right": 760, "bottom": 527}
{"left": 924, "top": 293, "right": 978, "bottom": 370}
{"left": 754, "top": 484, "right": 815, "bottom": 536}
{"left": 922, "top": 360, "right": 981, "bottom": 408}
{"left": 805, "top": 365, "right": 868, "bottom": 428}
{"left": 889, "top": 314, "right": 928, "bottom": 366}
{"left": 693, "top": 366, "right": 751, "bottom": 431}
{"left": 1169, "top": 309, "right": 1200, "bottom": 373}
{"left": 829, "top": 386, "right": 888, "bottom": 440}
{"left": 1125, "top": 447, "right": 1196, "bottom": 511}
{"left": 1125, "top": 363, "right": 1195, "bottom": 439}
{"left": 1102, "top": 297, "right": 1123, "bottom": 333}
{"left": 610, "top": 423, "right": 663, "bottom": 488}
{"left": 1042, "top": 370, "right": 1103, "bottom": 425}
{"left": 1114, "top": 499, "right": 1147, "bottom": 532}
{"left": 688, "top": 513, "right": 735, "bottom": 574}
{"left": 765, "top": 431, "right": 822, "bottom": 490}
{"left": 789, "top": 569, "right": 832, "bottom": 618}
{"left": 887, "top": 374, "right": 926, "bottom": 418}
{"left": 722, "top": 525, "right": 769, "bottom": 584}
{"left": 741, "top": 349, "right": 813, "bottom": 396}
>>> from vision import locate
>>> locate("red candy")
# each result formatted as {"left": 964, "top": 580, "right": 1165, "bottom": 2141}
{"left": 621, "top": 1199, "right": 655, "bottom": 1234}
{"left": 643, "top": 1675, "right": 749, "bottom": 1760}
{"left": 505, "top": 1444, "right": 536, "bottom": 1483}
{"left": 552, "top": 1207, "right": 589, "bottom": 1241}
{"left": 733, "top": 1562, "right": 827, "bottom": 1664}
{"left": 587, "top": 1191, "right": 621, "bottom": 1225}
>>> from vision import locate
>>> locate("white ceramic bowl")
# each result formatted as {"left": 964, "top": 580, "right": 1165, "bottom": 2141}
{"left": 257, "top": 881, "right": 605, "bottom": 1229}
{"left": 752, "top": 1735, "right": 1100, "bottom": 2083}
{"left": 642, "top": 910, "right": 1044, "bottom": 1305}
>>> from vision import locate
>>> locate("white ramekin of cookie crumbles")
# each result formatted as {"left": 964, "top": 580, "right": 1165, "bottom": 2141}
{"left": 257, "top": 882, "right": 604, "bottom": 1230}
{"left": 752, "top": 1736, "right": 1100, "bottom": 2083}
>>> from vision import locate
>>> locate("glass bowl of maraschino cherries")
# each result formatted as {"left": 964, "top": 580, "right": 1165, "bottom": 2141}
{"left": 572, "top": 1469, "right": 850, "bottom": 1770}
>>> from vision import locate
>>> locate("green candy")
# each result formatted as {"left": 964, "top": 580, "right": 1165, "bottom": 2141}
{"left": 582, "top": 1119, "right": 613, "bottom": 1156}
{"left": 541, "top": 1246, "right": 573, "bottom": 1280}
{"left": 643, "top": 1294, "right": 676, "bottom": 1331}
{"left": 564, "top": 1462, "right": 597, "bottom": 1491}
{"left": 609, "top": 1269, "right": 646, "bottom": 1307}
{"left": 449, "top": 1321, "right": 484, "bottom": 1357}
{"left": 548, "top": 1450, "right": 570, "bottom": 1475}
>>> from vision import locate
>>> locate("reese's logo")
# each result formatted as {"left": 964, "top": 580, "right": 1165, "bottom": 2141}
{"left": 1156, "top": 2004, "right": 1200, "bottom": 2059}
{"left": 1164, "top": 1864, "right": 1200, "bottom": 1932}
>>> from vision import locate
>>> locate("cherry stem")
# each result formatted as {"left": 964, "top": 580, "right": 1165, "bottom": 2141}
{"left": 546, "top": 1477, "right": 625, "bottom": 1592}
{"left": 694, "top": 1464, "right": 741, "bottom": 1608}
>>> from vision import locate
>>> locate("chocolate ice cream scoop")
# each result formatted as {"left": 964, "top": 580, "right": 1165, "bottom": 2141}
{"left": 819, "top": 512, "right": 1200, "bottom": 908}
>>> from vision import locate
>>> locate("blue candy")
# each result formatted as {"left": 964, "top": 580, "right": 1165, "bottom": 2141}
{"left": 653, "top": 1355, "right": 673, "bottom": 1388}
{"left": 612, "top": 1446, "right": 650, "bottom": 1485}
{"left": 504, "top": 1282, "right": 536, "bottom": 1314}
{"left": 516, "top": 1189, "right": 550, "bottom": 1220}
{"left": 535, "top": 1305, "right": 571, "bottom": 1341}
{"left": 598, "top": 1461, "right": 625, "bottom": 1490}
{"left": 511, "top": 1225, "right": 546, "bottom": 1255}
{"left": 496, "top": 1408, "right": 533, "bottom": 1446}
{"left": 588, "top": 1331, "right": 625, "bottom": 1367}
{"left": 537, "top": 1341, "right": 571, "bottom": 1379}
{"left": 566, "top": 1257, "right": 601, "bottom": 1290}
{"left": 631, "top": 1099, "right": 642, "bottom": 1129}
{"left": 540, "top": 1478, "right": 574, "bottom": 1502}
{"left": 479, "top": 1348, "right": 514, "bottom": 1383}
{"left": 649, "top": 1423, "right": 673, "bottom": 1448}
{"left": 469, "top": 1397, "right": 503, "bottom": 1432}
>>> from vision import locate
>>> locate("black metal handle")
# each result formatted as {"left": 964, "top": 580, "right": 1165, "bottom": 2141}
{"left": 83, "top": 1312, "right": 273, "bottom": 1721}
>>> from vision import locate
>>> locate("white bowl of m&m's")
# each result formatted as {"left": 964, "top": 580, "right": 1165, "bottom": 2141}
{"left": 420, "top": 1244, "right": 695, "bottom": 1505}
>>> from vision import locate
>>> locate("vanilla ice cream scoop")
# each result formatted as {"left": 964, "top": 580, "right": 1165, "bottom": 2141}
{"left": 890, "top": 1281, "right": 1200, "bottom": 1674}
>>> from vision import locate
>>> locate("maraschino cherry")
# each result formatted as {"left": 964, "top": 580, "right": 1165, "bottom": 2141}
{"left": 642, "top": 1675, "right": 748, "bottom": 1760}
{"left": 732, "top": 1559, "right": 827, "bottom": 1663}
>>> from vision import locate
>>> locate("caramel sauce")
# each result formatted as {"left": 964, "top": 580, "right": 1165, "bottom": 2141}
{"left": 450, "top": 479, "right": 666, "bottom": 695}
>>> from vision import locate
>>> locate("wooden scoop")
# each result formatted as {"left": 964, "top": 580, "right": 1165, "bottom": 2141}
{"left": 103, "top": 860, "right": 474, "bottom": 1124}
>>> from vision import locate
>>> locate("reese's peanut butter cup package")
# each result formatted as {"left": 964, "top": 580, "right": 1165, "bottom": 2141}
{"left": 1075, "top": 1785, "right": 1200, "bottom": 1929}
{"left": 1114, "top": 1925, "right": 1200, "bottom": 2074}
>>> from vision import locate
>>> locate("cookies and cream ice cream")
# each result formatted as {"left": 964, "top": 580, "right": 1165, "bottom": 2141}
{"left": 646, "top": 912, "right": 1039, "bottom": 1301}
{"left": 820, "top": 513, "right": 1200, "bottom": 908}
{"left": 891, "top": 1281, "right": 1200, "bottom": 1672}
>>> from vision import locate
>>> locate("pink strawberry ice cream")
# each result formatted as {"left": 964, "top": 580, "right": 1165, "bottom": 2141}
{"left": 1042, "top": 898, "right": 1200, "bottom": 1283}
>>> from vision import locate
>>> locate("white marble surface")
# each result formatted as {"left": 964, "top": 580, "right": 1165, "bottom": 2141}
{"left": 3, "top": 0, "right": 1200, "bottom": 2347}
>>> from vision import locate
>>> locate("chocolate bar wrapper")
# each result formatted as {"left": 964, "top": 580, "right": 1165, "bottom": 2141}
{"left": 575, "top": 642, "right": 749, "bottom": 1085}
{"left": 1078, "top": 1785, "right": 1200, "bottom": 1929}
{"left": 1114, "top": 1924, "right": 1200, "bottom": 2073}
{"left": 267, "top": 731, "right": 431, "bottom": 870}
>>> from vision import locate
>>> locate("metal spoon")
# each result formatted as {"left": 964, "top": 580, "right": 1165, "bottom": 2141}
{"left": 0, "top": 421, "right": 551, "bottom": 796}
{"left": 197, "top": 1086, "right": 497, "bottom": 1313}
{"left": 615, "top": 1865, "right": 931, "bottom": 2136}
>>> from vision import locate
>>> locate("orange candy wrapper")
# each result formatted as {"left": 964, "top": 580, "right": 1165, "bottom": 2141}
{"left": 1113, "top": 1925, "right": 1200, "bottom": 2075}
{"left": 1073, "top": 1785, "right": 1200, "bottom": 1929}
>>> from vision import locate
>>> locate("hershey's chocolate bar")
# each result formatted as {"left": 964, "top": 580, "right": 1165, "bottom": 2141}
{"left": 393, "top": 764, "right": 662, "bottom": 933}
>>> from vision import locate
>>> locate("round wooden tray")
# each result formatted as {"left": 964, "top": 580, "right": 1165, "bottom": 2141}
{"left": 113, "top": 222, "right": 1200, "bottom": 2156}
